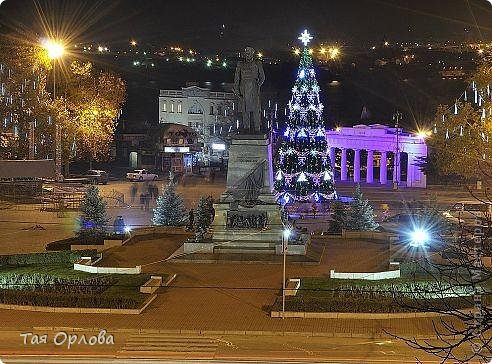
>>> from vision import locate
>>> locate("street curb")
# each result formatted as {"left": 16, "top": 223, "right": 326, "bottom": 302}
{"left": 1, "top": 326, "right": 443, "bottom": 340}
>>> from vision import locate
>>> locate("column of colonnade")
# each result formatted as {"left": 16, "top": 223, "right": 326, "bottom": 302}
{"left": 329, "top": 147, "right": 421, "bottom": 186}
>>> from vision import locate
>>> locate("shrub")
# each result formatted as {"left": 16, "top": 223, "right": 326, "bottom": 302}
{"left": 77, "top": 185, "right": 109, "bottom": 240}
{"left": 0, "top": 250, "right": 98, "bottom": 266}
{"left": 0, "top": 289, "right": 143, "bottom": 309}
{"left": 0, "top": 273, "right": 115, "bottom": 294}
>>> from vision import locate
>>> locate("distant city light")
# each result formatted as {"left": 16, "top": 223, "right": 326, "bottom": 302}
{"left": 329, "top": 47, "right": 340, "bottom": 59}
{"left": 384, "top": 41, "right": 389, "bottom": 46}
{"left": 257, "top": 52, "right": 263, "bottom": 59}
{"left": 293, "top": 48, "right": 300, "bottom": 55}
{"left": 212, "top": 143, "right": 226, "bottom": 151}
{"left": 130, "top": 40, "right": 137, "bottom": 46}
{"left": 98, "top": 46, "right": 104, "bottom": 52}
{"left": 222, "top": 61, "right": 227, "bottom": 67}
{"left": 206, "top": 59, "right": 212, "bottom": 67}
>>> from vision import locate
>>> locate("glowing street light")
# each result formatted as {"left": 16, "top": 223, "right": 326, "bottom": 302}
{"left": 257, "top": 52, "right": 263, "bottom": 59}
{"left": 130, "top": 40, "right": 137, "bottom": 46}
{"left": 409, "top": 228, "right": 429, "bottom": 247}
{"left": 42, "top": 38, "right": 65, "bottom": 60}
{"left": 384, "top": 41, "right": 390, "bottom": 47}
{"left": 415, "top": 129, "right": 432, "bottom": 139}
{"left": 41, "top": 38, "right": 65, "bottom": 182}
{"left": 282, "top": 227, "right": 292, "bottom": 319}
{"left": 293, "top": 48, "right": 300, "bottom": 56}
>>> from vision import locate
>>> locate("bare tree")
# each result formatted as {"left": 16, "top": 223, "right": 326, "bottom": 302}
{"left": 388, "top": 173, "right": 492, "bottom": 363}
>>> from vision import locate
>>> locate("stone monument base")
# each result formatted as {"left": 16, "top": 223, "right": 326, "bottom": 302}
{"left": 183, "top": 135, "right": 308, "bottom": 256}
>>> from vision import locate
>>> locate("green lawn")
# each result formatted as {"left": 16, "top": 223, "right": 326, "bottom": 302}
{"left": 272, "top": 277, "right": 490, "bottom": 313}
{"left": 0, "top": 264, "right": 168, "bottom": 309}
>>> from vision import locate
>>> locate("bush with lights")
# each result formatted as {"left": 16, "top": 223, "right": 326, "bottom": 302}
{"left": 274, "top": 30, "right": 336, "bottom": 204}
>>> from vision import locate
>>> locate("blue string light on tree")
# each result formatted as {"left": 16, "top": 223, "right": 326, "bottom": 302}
{"left": 274, "top": 30, "right": 337, "bottom": 204}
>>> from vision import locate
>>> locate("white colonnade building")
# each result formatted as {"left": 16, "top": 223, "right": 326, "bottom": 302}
{"left": 326, "top": 124, "right": 428, "bottom": 188}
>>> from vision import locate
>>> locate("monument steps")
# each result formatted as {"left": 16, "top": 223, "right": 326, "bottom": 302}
{"left": 212, "top": 241, "right": 277, "bottom": 248}
{"left": 214, "top": 246, "right": 276, "bottom": 254}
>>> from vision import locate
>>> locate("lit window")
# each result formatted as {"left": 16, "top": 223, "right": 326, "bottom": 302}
{"left": 162, "top": 102, "right": 167, "bottom": 112}
{"left": 171, "top": 102, "right": 174, "bottom": 113}
{"left": 210, "top": 105, "right": 214, "bottom": 115}
{"left": 177, "top": 102, "right": 182, "bottom": 113}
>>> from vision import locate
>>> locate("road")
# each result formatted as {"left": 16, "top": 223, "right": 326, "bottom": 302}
{"left": 0, "top": 329, "right": 476, "bottom": 363}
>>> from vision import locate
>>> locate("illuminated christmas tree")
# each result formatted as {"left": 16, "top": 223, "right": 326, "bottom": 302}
{"left": 274, "top": 30, "right": 336, "bottom": 204}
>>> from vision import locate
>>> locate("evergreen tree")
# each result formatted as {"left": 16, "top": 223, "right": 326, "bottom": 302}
{"left": 194, "top": 195, "right": 215, "bottom": 240}
{"left": 274, "top": 30, "right": 336, "bottom": 204}
{"left": 152, "top": 175, "right": 186, "bottom": 226}
{"left": 77, "top": 185, "right": 109, "bottom": 240}
{"left": 345, "top": 184, "right": 379, "bottom": 231}
{"left": 329, "top": 201, "right": 347, "bottom": 233}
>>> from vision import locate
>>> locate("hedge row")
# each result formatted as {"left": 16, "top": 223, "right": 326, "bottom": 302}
{"left": 0, "top": 250, "right": 98, "bottom": 266}
{"left": 0, "top": 289, "right": 142, "bottom": 309}
{"left": 45, "top": 234, "right": 126, "bottom": 251}
{"left": 0, "top": 273, "right": 115, "bottom": 294}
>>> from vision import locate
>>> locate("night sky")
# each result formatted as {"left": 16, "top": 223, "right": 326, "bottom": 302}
{"left": 1, "top": 0, "right": 491, "bottom": 51}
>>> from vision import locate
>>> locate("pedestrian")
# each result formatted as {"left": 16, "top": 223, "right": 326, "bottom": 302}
{"left": 130, "top": 183, "right": 137, "bottom": 203}
{"left": 139, "top": 193, "right": 145, "bottom": 210}
{"left": 144, "top": 192, "right": 150, "bottom": 211}
{"left": 188, "top": 208, "right": 195, "bottom": 230}
{"left": 113, "top": 216, "right": 125, "bottom": 234}
{"left": 153, "top": 184, "right": 159, "bottom": 199}
{"left": 210, "top": 169, "right": 216, "bottom": 183}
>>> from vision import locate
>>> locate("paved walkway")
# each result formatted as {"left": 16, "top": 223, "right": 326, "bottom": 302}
{"left": 0, "top": 238, "right": 440, "bottom": 338}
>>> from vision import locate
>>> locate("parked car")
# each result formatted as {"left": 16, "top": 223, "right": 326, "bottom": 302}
{"left": 449, "top": 201, "right": 492, "bottom": 223}
{"left": 126, "top": 169, "right": 158, "bottom": 181}
{"left": 83, "top": 170, "right": 109, "bottom": 185}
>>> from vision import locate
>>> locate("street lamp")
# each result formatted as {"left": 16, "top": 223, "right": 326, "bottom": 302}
{"left": 409, "top": 228, "right": 429, "bottom": 247}
{"left": 392, "top": 110, "right": 402, "bottom": 190}
{"left": 42, "top": 38, "right": 65, "bottom": 181}
{"left": 282, "top": 227, "right": 292, "bottom": 319}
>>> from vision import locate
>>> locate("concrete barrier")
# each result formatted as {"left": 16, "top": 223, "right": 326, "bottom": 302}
{"left": 330, "top": 269, "right": 400, "bottom": 280}
{"left": 0, "top": 294, "right": 157, "bottom": 314}
{"left": 140, "top": 276, "right": 163, "bottom": 294}
{"left": 285, "top": 278, "right": 301, "bottom": 296}
{"left": 71, "top": 239, "right": 123, "bottom": 253}
{"left": 129, "top": 226, "right": 189, "bottom": 237}
{"left": 271, "top": 310, "right": 450, "bottom": 319}
{"left": 74, "top": 258, "right": 141, "bottom": 274}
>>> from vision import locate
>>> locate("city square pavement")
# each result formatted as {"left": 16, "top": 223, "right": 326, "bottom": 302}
{"left": 0, "top": 178, "right": 480, "bottom": 339}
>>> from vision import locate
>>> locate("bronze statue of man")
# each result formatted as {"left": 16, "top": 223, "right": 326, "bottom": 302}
{"left": 233, "top": 47, "right": 265, "bottom": 133}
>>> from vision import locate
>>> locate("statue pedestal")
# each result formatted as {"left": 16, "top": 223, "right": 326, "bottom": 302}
{"left": 183, "top": 135, "right": 307, "bottom": 256}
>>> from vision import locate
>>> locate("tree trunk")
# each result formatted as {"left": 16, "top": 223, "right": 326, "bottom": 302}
{"left": 64, "top": 160, "right": 70, "bottom": 177}
{"left": 89, "top": 158, "right": 93, "bottom": 170}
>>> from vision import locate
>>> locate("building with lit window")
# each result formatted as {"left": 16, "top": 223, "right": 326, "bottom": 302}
{"left": 158, "top": 85, "right": 236, "bottom": 164}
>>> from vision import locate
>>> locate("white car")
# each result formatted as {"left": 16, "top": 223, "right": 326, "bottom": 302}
{"left": 126, "top": 169, "right": 158, "bottom": 181}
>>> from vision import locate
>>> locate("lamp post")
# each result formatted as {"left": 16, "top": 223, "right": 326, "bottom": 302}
{"left": 392, "top": 110, "right": 402, "bottom": 190}
{"left": 42, "top": 39, "right": 65, "bottom": 181}
{"left": 282, "top": 227, "right": 292, "bottom": 319}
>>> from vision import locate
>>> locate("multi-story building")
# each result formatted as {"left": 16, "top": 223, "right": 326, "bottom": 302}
{"left": 158, "top": 84, "right": 236, "bottom": 164}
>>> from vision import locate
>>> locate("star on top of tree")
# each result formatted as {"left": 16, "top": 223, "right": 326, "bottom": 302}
{"left": 298, "top": 29, "right": 313, "bottom": 46}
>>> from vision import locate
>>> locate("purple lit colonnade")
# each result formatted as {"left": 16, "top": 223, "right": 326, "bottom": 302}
{"left": 326, "top": 124, "right": 428, "bottom": 188}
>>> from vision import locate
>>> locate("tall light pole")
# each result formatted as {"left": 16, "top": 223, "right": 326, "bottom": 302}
{"left": 42, "top": 39, "right": 65, "bottom": 181}
{"left": 393, "top": 110, "right": 402, "bottom": 191}
{"left": 282, "top": 227, "right": 292, "bottom": 319}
